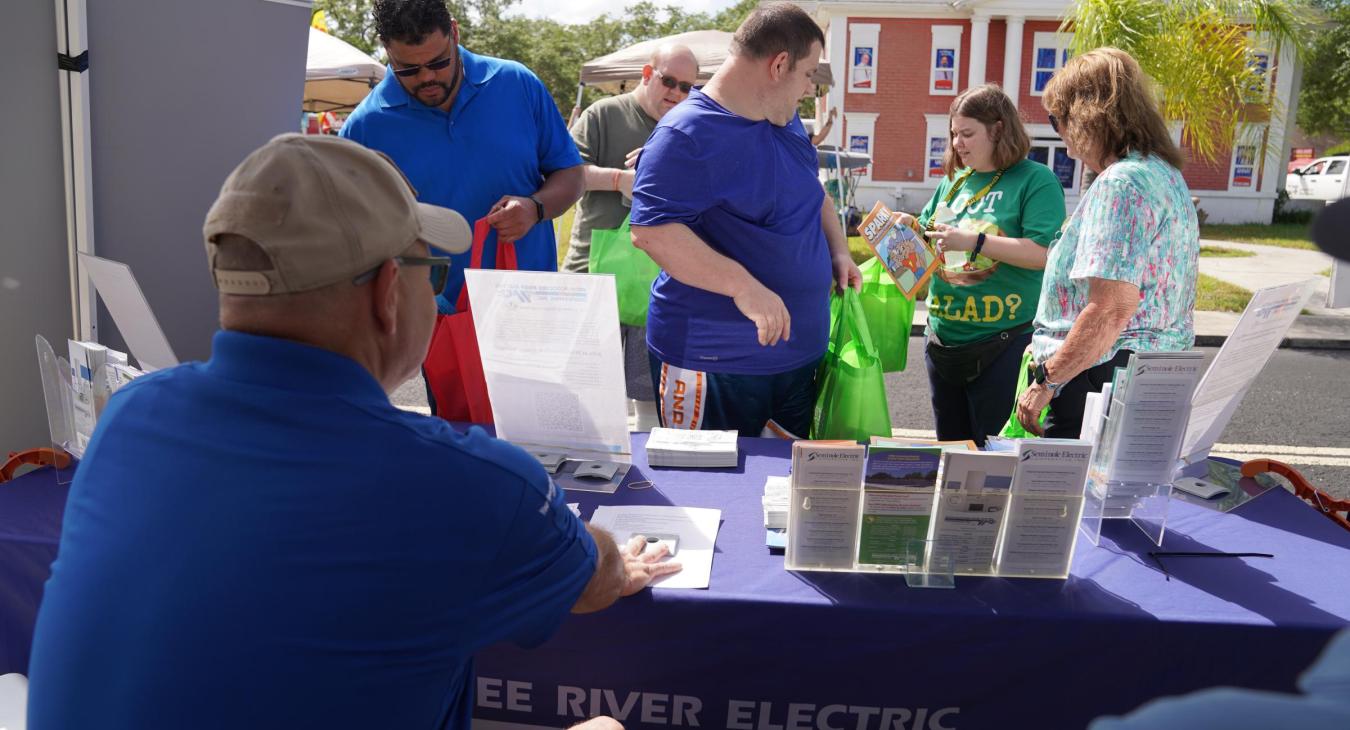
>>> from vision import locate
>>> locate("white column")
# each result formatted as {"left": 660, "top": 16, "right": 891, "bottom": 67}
{"left": 826, "top": 12, "right": 846, "bottom": 148}
{"left": 1262, "top": 41, "right": 1298, "bottom": 197}
{"left": 968, "top": 13, "right": 990, "bottom": 89}
{"left": 1002, "top": 16, "right": 1025, "bottom": 106}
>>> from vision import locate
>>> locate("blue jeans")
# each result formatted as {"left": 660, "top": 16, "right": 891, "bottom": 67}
{"left": 648, "top": 353, "right": 820, "bottom": 438}
{"left": 924, "top": 330, "right": 1032, "bottom": 446}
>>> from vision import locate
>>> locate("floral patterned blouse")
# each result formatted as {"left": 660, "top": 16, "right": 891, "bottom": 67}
{"left": 1032, "top": 152, "right": 1199, "bottom": 364}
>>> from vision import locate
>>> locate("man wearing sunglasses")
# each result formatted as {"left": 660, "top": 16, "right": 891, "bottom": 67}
{"left": 563, "top": 43, "right": 699, "bottom": 417}
{"left": 27, "top": 134, "right": 671, "bottom": 730}
{"left": 340, "top": 0, "right": 584, "bottom": 313}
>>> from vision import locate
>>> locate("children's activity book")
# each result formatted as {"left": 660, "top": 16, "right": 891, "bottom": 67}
{"left": 859, "top": 201, "right": 941, "bottom": 300}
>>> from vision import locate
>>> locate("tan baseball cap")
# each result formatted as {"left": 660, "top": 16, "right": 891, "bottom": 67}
{"left": 203, "top": 133, "right": 471, "bottom": 296}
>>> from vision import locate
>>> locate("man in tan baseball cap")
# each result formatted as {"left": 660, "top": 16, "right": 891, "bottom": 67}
{"left": 28, "top": 133, "right": 674, "bottom": 730}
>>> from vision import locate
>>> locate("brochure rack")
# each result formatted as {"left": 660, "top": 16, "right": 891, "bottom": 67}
{"left": 1079, "top": 351, "right": 1206, "bottom": 547}
{"left": 785, "top": 441, "right": 1090, "bottom": 585}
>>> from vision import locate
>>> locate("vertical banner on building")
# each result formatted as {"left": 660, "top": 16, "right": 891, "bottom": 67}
{"left": 930, "top": 25, "right": 963, "bottom": 95}
{"left": 928, "top": 136, "right": 946, "bottom": 178}
{"left": 845, "top": 113, "right": 878, "bottom": 184}
{"left": 849, "top": 24, "right": 880, "bottom": 95}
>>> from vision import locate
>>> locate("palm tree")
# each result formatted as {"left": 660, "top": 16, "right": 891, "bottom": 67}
{"left": 1062, "top": 0, "right": 1318, "bottom": 164}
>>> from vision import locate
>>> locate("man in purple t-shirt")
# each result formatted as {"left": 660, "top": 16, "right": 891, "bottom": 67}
{"left": 630, "top": 2, "right": 861, "bottom": 437}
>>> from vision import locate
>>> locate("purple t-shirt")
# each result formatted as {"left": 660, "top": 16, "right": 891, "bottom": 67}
{"left": 630, "top": 89, "right": 831, "bottom": 374}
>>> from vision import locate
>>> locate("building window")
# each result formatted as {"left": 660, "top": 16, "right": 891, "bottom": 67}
{"left": 849, "top": 24, "right": 880, "bottom": 95}
{"left": 930, "top": 25, "right": 963, "bottom": 96}
{"left": 1028, "top": 139, "right": 1080, "bottom": 193}
{"left": 1245, "top": 34, "right": 1272, "bottom": 102}
{"left": 924, "top": 114, "right": 950, "bottom": 180}
{"left": 1228, "top": 124, "right": 1267, "bottom": 192}
{"left": 1030, "top": 32, "right": 1073, "bottom": 96}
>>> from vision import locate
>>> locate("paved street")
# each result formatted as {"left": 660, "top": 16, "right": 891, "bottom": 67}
{"left": 393, "top": 337, "right": 1350, "bottom": 503}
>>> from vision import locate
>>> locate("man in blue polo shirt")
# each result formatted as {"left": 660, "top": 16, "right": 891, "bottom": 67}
{"left": 26, "top": 135, "right": 674, "bottom": 730}
{"left": 630, "top": 3, "right": 861, "bottom": 437}
{"left": 340, "top": 0, "right": 583, "bottom": 311}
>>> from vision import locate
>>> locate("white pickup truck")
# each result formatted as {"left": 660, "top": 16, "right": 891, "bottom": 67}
{"left": 1286, "top": 156, "right": 1349, "bottom": 201}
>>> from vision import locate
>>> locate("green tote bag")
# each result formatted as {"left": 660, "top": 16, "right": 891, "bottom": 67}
{"left": 858, "top": 256, "right": 917, "bottom": 373}
{"left": 589, "top": 215, "right": 661, "bottom": 327}
{"left": 811, "top": 288, "right": 893, "bottom": 442}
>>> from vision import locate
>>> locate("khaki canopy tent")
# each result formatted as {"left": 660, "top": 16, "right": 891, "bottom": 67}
{"left": 304, "top": 27, "right": 385, "bottom": 113}
{"left": 576, "top": 29, "right": 833, "bottom": 101}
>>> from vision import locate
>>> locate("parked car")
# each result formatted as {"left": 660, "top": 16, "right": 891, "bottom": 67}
{"left": 1286, "top": 156, "right": 1349, "bottom": 201}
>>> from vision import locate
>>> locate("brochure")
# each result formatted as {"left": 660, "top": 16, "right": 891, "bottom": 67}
{"left": 858, "top": 201, "right": 940, "bottom": 299}
{"left": 928, "top": 451, "right": 1016, "bottom": 574}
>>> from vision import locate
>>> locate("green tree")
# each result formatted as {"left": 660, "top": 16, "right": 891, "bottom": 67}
{"left": 1064, "top": 0, "right": 1317, "bottom": 163}
{"left": 1296, "top": 3, "right": 1350, "bottom": 138}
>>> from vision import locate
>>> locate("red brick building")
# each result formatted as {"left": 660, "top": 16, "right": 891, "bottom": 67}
{"left": 804, "top": 0, "right": 1296, "bottom": 223}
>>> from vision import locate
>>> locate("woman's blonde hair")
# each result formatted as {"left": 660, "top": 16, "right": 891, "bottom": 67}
{"left": 1042, "top": 47, "right": 1184, "bottom": 170}
{"left": 942, "top": 84, "right": 1031, "bottom": 178}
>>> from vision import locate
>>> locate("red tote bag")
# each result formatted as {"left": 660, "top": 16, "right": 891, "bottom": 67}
{"left": 423, "top": 219, "right": 517, "bottom": 424}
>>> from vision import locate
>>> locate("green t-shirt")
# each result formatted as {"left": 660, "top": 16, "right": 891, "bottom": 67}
{"left": 918, "top": 158, "right": 1066, "bottom": 346}
{"left": 562, "top": 92, "right": 657, "bottom": 273}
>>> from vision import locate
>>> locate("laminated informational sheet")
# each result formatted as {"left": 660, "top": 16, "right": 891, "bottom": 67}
{"left": 1180, "top": 279, "right": 1316, "bottom": 465}
{"left": 465, "top": 270, "right": 630, "bottom": 462}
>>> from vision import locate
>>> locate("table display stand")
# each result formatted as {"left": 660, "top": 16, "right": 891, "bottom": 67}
{"left": 36, "top": 335, "right": 77, "bottom": 485}
{"left": 1079, "top": 352, "right": 1205, "bottom": 547}
{"left": 785, "top": 444, "right": 1085, "bottom": 584}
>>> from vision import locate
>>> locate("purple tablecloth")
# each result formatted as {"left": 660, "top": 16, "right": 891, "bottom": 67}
{"left": 3, "top": 435, "right": 1348, "bottom": 730}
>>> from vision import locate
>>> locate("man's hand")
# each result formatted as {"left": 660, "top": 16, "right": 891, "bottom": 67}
{"left": 485, "top": 195, "right": 539, "bottom": 243}
{"left": 731, "top": 279, "right": 791, "bottom": 347}
{"left": 624, "top": 147, "right": 642, "bottom": 169}
{"left": 619, "top": 535, "right": 682, "bottom": 596}
{"left": 1016, "top": 381, "right": 1053, "bottom": 436}
{"left": 833, "top": 252, "right": 862, "bottom": 293}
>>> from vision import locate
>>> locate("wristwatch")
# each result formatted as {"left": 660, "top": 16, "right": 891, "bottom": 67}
{"left": 1031, "top": 360, "right": 1066, "bottom": 397}
{"left": 972, "top": 232, "right": 988, "bottom": 259}
{"left": 528, "top": 194, "right": 546, "bottom": 223}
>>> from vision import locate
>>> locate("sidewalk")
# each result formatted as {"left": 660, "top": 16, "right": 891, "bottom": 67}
{"left": 906, "top": 240, "right": 1350, "bottom": 349}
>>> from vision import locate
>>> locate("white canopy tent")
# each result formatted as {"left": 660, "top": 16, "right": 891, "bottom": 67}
{"left": 578, "top": 29, "right": 832, "bottom": 96}
{"left": 304, "top": 27, "right": 385, "bottom": 113}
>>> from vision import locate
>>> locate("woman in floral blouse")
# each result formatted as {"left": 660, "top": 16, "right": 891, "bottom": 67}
{"left": 1016, "top": 47, "right": 1199, "bottom": 437}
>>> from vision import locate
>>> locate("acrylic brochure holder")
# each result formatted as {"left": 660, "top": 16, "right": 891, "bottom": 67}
{"left": 37, "top": 335, "right": 78, "bottom": 485}
{"left": 1080, "top": 351, "right": 1206, "bottom": 547}
{"left": 786, "top": 443, "right": 1087, "bottom": 585}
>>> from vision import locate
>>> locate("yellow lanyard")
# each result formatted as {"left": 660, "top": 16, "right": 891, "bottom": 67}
{"left": 942, "top": 167, "right": 1007, "bottom": 215}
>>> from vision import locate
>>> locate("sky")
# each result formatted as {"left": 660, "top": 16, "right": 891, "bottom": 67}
{"left": 509, "top": 0, "right": 742, "bottom": 26}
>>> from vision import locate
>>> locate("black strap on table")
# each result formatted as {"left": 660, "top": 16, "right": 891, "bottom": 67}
{"left": 58, "top": 51, "right": 89, "bottom": 73}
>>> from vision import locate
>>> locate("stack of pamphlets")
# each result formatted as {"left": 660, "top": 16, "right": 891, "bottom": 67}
{"left": 763, "top": 475, "right": 790, "bottom": 530}
{"left": 645, "top": 427, "right": 739, "bottom": 468}
{"left": 858, "top": 201, "right": 941, "bottom": 299}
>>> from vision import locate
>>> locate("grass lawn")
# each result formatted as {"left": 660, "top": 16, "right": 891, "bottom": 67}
{"left": 1199, "top": 245, "right": 1256, "bottom": 258}
{"left": 1196, "top": 273, "right": 1254, "bottom": 312}
{"left": 554, "top": 207, "right": 576, "bottom": 268}
{"left": 1199, "top": 223, "right": 1316, "bottom": 250}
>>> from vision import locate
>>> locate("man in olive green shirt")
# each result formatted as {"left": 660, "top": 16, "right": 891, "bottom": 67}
{"left": 564, "top": 44, "right": 699, "bottom": 405}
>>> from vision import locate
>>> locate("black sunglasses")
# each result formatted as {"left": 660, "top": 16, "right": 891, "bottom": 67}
{"left": 352, "top": 255, "right": 452, "bottom": 296}
{"left": 391, "top": 52, "right": 455, "bottom": 78}
{"left": 1049, "top": 113, "right": 1062, "bottom": 135}
{"left": 653, "top": 69, "right": 693, "bottom": 93}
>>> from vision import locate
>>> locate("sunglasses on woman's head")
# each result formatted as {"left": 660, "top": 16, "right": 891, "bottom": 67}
{"left": 653, "top": 69, "right": 693, "bottom": 93}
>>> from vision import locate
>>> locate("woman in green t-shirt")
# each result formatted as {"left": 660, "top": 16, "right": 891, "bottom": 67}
{"left": 896, "top": 84, "right": 1066, "bottom": 445}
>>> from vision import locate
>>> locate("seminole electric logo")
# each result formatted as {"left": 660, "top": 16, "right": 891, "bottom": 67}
{"left": 806, "top": 452, "right": 858, "bottom": 462}
{"left": 1021, "top": 449, "right": 1087, "bottom": 462}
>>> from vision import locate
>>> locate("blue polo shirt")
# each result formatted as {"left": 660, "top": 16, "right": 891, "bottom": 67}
{"left": 27, "top": 330, "right": 596, "bottom": 730}
{"left": 630, "top": 89, "right": 832, "bottom": 374}
{"left": 341, "top": 48, "right": 582, "bottom": 310}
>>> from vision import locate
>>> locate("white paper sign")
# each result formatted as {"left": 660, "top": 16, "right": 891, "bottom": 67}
{"left": 1180, "top": 279, "right": 1317, "bottom": 464}
{"left": 465, "top": 270, "right": 630, "bottom": 459}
